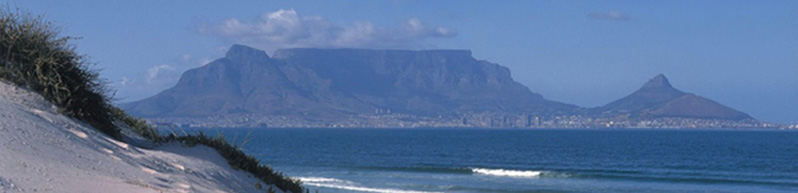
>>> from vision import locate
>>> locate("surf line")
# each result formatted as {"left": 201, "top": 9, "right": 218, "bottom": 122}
{"left": 298, "top": 177, "right": 444, "bottom": 193}
{"left": 471, "top": 168, "right": 544, "bottom": 178}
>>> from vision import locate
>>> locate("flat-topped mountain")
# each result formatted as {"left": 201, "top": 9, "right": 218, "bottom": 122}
{"left": 124, "top": 45, "right": 762, "bottom": 127}
{"left": 124, "top": 45, "right": 575, "bottom": 118}
{"left": 595, "top": 74, "right": 752, "bottom": 120}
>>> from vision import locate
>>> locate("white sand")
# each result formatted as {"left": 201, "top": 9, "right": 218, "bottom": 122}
{"left": 0, "top": 81, "right": 284, "bottom": 193}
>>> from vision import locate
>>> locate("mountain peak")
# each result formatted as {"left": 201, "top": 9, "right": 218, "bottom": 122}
{"left": 597, "top": 74, "right": 752, "bottom": 120}
{"left": 226, "top": 44, "right": 270, "bottom": 60}
{"left": 642, "top": 74, "right": 672, "bottom": 89}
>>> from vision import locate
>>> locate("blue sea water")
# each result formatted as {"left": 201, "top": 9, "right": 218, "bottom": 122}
{"left": 197, "top": 128, "right": 798, "bottom": 193}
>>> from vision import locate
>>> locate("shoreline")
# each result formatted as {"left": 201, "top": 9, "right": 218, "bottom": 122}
{"left": 166, "top": 126, "right": 796, "bottom": 131}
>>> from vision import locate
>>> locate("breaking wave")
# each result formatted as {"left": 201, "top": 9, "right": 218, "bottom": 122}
{"left": 297, "top": 177, "right": 443, "bottom": 193}
{"left": 471, "top": 168, "right": 544, "bottom": 178}
{"left": 297, "top": 177, "right": 353, "bottom": 184}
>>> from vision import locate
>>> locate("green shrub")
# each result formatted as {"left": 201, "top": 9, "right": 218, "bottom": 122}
{"left": 111, "top": 106, "right": 161, "bottom": 141}
{"left": 163, "top": 132, "right": 305, "bottom": 193}
{"left": 0, "top": 9, "right": 119, "bottom": 139}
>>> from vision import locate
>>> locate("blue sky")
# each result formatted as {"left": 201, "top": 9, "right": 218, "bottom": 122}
{"left": 9, "top": 0, "right": 798, "bottom": 124}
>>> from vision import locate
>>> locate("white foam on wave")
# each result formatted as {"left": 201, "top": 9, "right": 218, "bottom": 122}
{"left": 298, "top": 176, "right": 442, "bottom": 193}
{"left": 297, "top": 177, "right": 353, "bottom": 184}
{"left": 471, "top": 168, "right": 543, "bottom": 178}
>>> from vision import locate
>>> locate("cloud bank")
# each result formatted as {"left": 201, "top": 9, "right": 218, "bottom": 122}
{"left": 198, "top": 9, "right": 456, "bottom": 52}
{"left": 588, "top": 11, "right": 630, "bottom": 21}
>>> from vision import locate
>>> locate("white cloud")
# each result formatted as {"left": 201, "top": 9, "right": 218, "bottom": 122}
{"left": 146, "top": 64, "right": 176, "bottom": 84}
{"left": 198, "top": 9, "right": 456, "bottom": 52}
{"left": 588, "top": 11, "right": 630, "bottom": 21}
{"left": 179, "top": 54, "right": 193, "bottom": 62}
{"left": 119, "top": 76, "right": 130, "bottom": 86}
{"left": 116, "top": 54, "right": 210, "bottom": 102}
{"left": 177, "top": 53, "right": 212, "bottom": 67}
{"left": 138, "top": 54, "right": 210, "bottom": 89}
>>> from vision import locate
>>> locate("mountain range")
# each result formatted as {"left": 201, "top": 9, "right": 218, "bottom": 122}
{"left": 123, "top": 45, "right": 755, "bottom": 125}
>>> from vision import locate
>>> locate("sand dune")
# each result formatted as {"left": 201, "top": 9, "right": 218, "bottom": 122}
{"left": 0, "top": 81, "right": 281, "bottom": 193}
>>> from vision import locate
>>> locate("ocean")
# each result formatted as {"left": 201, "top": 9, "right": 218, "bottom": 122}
{"left": 195, "top": 128, "right": 798, "bottom": 193}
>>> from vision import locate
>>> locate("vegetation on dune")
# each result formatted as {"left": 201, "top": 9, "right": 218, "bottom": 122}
{"left": 1, "top": 9, "right": 120, "bottom": 139}
{"left": 164, "top": 133, "right": 305, "bottom": 193}
{"left": 0, "top": 8, "right": 305, "bottom": 193}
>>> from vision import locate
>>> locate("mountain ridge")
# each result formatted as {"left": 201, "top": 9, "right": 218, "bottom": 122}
{"left": 124, "top": 45, "right": 758, "bottom": 126}
{"left": 125, "top": 45, "right": 575, "bottom": 118}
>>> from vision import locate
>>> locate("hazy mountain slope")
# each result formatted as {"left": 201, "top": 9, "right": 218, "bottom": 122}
{"left": 125, "top": 45, "right": 355, "bottom": 117}
{"left": 272, "top": 48, "right": 574, "bottom": 114}
{"left": 596, "top": 74, "right": 751, "bottom": 120}
{"left": 125, "top": 45, "right": 576, "bottom": 118}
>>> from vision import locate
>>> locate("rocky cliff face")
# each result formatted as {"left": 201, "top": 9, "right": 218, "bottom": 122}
{"left": 124, "top": 45, "right": 575, "bottom": 118}
{"left": 596, "top": 74, "right": 751, "bottom": 120}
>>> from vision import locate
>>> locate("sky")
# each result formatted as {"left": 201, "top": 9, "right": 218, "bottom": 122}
{"left": 8, "top": 0, "right": 798, "bottom": 124}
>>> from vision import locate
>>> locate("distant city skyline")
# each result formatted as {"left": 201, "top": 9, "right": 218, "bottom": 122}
{"left": 10, "top": 0, "right": 797, "bottom": 123}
